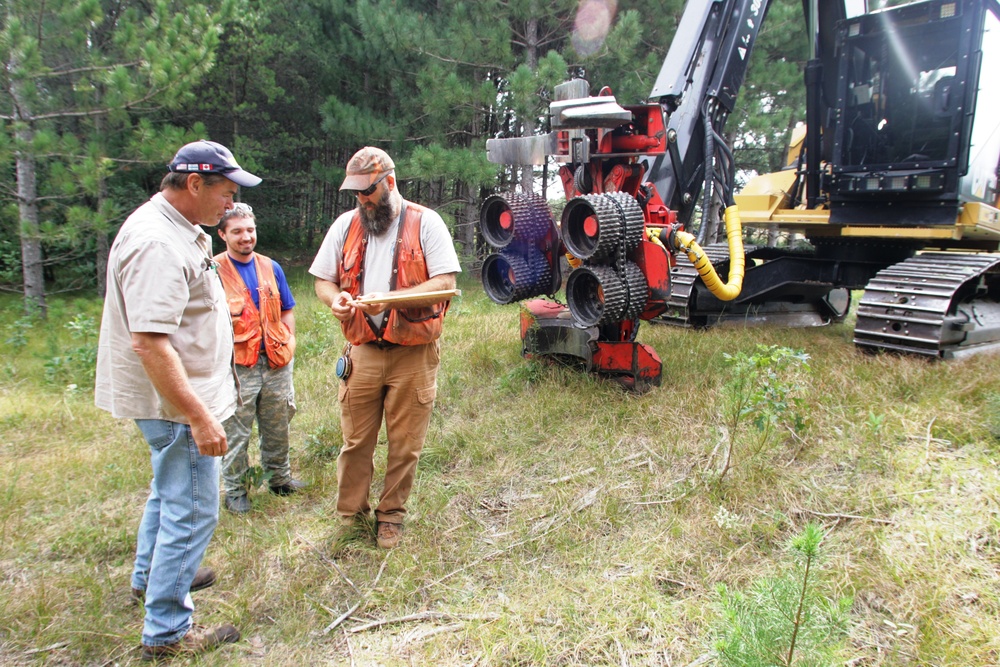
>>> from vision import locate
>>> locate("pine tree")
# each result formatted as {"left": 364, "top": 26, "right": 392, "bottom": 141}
{"left": 174, "top": 0, "right": 340, "bottom": 250}
{"left": 0, "top": 0, "right": 233, "bottom": 315}
{"left": 729, "top": 0, "right": 809, "bottom": 180}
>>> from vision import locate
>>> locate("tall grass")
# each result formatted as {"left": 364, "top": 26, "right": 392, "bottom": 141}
{"left": 1, "top": 269, "right": 999, "bottom": 665}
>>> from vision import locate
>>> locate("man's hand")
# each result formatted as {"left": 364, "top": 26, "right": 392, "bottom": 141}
{"left": 131, "top": 331, "right": 231, "bottom": 457}
{"left": 190, "top": 414, "right": 228, "bottom": 457}
{"left": 316, "top": 279, "right": 352, "bottom": 322}
{"left": 355, "top": 293, "right": 388, "bottom": 316}
{"left": 331, "top": 290, "right": 357, "bottom": 322}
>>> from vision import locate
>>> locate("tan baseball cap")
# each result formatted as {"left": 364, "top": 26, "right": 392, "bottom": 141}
{"left": 340, "top": 146, "right": 395, "bottom": 191}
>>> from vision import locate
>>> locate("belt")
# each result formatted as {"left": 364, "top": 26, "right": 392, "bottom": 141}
{"left": 366, "top": 339, "right": 400, "bottom": 350}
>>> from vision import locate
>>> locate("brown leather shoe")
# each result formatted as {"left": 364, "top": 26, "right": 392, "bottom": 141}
{"left": 376, "top": 522, "right": 403, "bottom": 549}
{"left": 131, "top": 567, "right": 217, "bottom": 603}
{"left": 140, "top": 623, "right": 239, "bottom": 660}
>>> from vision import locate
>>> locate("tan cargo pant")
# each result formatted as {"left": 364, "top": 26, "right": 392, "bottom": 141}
{"left": 336, "top": 341, "right": 439, "bottom": 524}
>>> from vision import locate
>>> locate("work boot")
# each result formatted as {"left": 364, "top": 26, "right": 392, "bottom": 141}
{"left": 269, "top": 479, "right": 308, "bottom": 496}
{"left": 224, "top": 493, "right": 251, "bottom": 514}
{"left": 376, "top": 522, "right": 403, "bottom": 549}
{"left": 140, "top": 623, "right": 240, "bottom": 661}
{"left": 131, "top": 566, "right": 217, "bottom": 603}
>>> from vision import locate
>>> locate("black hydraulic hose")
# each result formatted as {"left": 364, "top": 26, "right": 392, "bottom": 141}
{"left": 713, "top": 128, "right": 737, "bottom": 207}
{"left": 805, "top": 58, "right": 823, "bottom": 208}
{"left": 715, "top": 175, "right": 728, "bottom": 209}
{"left": 698, "top": 106, "right": 716, "bottom": 245}
{"left": 787, "top": 137, "right": 807, "bottom": 207}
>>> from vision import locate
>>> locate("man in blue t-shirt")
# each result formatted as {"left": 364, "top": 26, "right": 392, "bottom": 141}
{"left": 215, "top": 203, "right": 305, "bottom": 514}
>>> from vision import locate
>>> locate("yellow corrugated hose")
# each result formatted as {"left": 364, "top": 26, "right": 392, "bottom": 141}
{"left": 649, "top": 205, "right": 746, "bottom": 301}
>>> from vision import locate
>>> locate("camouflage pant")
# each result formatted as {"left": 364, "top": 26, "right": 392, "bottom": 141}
{"left": 222, "top": 356, "right": 296, "bottom": 496}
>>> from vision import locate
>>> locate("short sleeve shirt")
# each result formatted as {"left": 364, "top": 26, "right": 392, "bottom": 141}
{"left": 95, "top": 193, "right": 238, "bottom": 423}
{"left": 309, "top": 201, "right": 461, "bottom": 329}
{"left": 309, "top": 201, "right": 461, "bottom": 286}
{"left": 227, "top": 254, "right": 296, "bottom": 312}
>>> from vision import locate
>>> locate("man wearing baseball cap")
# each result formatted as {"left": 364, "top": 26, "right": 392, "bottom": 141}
{"left": 167, "top": 139, "right": 262, "bottom": 187}
{"left": 310, "top": 147, "right": 461, "bottom": 549}
{"left": 96, "top": 140, "right": 260, "bottom": 659}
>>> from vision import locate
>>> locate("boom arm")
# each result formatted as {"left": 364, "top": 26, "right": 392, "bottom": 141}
{"left": 645, "top": 0, "right": 777, "bottom": 228}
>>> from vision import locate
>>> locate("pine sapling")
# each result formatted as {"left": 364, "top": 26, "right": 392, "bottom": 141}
{"left": 712, "top": 523, "right": 851, "bottom": 667}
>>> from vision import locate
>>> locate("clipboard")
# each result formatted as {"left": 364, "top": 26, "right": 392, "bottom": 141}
{"left": 352, "top": 289, "right": 461, "bottom": 306}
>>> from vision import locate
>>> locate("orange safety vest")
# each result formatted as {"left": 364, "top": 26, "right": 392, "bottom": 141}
{"left": 215, "top": 252, "right": 294, "bottom": 368}
{"left": 339, "top": 201, "right": 448, "bottom": 346}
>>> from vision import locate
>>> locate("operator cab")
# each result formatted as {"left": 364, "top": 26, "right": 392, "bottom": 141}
{"left": 829, "top": 0, "right": 1000, "bottom": 225}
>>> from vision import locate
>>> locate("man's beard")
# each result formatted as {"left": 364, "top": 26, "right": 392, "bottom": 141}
{"left": 359, "top": 190, "right": 395, "bottom": 236}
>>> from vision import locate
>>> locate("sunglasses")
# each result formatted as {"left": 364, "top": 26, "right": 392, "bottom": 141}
{"left": 352, "top": 171, "right": 391, "bottom": 197}
{"left": 221, "top": 202, "right": 254, "bottom": 223}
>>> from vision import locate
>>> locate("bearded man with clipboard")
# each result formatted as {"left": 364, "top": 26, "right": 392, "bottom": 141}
{"left": 310, "top": 147, "right": 461, "bottom": 549}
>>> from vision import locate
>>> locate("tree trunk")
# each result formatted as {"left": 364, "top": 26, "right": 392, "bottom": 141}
{"left": 16, "top": 143, "right": 45, "bottom": 317}
{"left": 9, "top": 70, "right": 46, "bottom": 317}
{"left": 96, "top": 174, "right": 109, "bottom": 298}
{"left": 94, "top": 111, "right": 109, "bottom": 298}
{"left": 458, "top": 181, "right": 477, "bottom": 263}
{"left": 767, "top": 224, "right": 779, "bottom": 248}
{"left": 518, "top": 13, "right": 540, "bottom": 192}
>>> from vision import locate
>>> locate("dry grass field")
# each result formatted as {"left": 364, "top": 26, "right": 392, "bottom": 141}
{"left": 1, "top": 268, "right": 999, "bottom": 665}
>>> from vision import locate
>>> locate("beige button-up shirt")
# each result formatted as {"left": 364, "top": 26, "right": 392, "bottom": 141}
{"left": 95, "top": 193, "right": 237, "bottom": 423}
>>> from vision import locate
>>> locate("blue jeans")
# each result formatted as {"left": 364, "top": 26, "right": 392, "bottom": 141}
{"left": 131, "top": 419, "right": 220, "bottom": 646}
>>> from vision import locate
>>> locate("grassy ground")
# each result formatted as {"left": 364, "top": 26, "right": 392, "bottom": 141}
{"left": 1, "top": 267, "right": 999, "bottom": 666}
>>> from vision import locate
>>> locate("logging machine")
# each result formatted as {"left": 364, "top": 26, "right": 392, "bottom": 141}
{"left": 479, "top": 0, "right": 1000, "bottom": 390}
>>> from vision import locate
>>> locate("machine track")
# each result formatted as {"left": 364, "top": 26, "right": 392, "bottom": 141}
{"left": 661, "top": 243, "right": 749, "bottom": 326}
{"left": 854, "top": 252, "right": 1000, "bottom": 357}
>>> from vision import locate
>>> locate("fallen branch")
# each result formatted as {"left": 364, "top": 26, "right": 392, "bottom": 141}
{"left": 546, "top": 467, "right": 596, "bottom": 485}
{"left": 655, "top": 575, "right": 695, "bottom": 590}
{"left": 633, "top": 494, "right": 686, "bottom": 506}
{"left": 23, "top": 642, "right": 68, "bottom": 656}
{"left": 302, "top": 535, "right": 360, "bottom": 595}
{"left": 348, "top": 611, "right": 500, "bottom": 634}
{"left": 783, "top": 425, "right": 807, "bottom": 466}
{"left": 571, "top": 486, "right": 601, "bottom": 512}
{"left": 321, "top": 601, "right": 362, "bottom": 636}
{"left": 639, "top": 442, "right": 670, "bottom": 466}
{"left": 402, "top": 622, "right": 464, "bottom": 645}
{"left": 925, "top": 416, "right": 937, "bottom": 463}
{"left": 303, "top": 534, "right": 389, "bottom": 635}
{"left": 795, "top": 508, "right": 894, "bottom": 525}
{"left": 422, "top": 525, "right": 557, "bottom": 592}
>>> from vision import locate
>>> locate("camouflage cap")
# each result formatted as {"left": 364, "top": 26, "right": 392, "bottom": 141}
{"left": 340, "top": 146, "right": 395, "bottom": 191}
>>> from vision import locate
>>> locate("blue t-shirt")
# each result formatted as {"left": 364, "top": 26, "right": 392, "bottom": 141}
{"left": 228, "top": 254, "right": 296, "bottom": 312}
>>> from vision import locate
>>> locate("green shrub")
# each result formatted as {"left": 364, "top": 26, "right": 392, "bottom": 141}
{"left": 240, "top": 465, "right": 274, "bottom": 492}
{"left": 714, "top": 345, "right": 810, "bottom": 484}
{"left": 987, "top": 391, "right": 1000, "bottom": 442}
{"left": 43, "top": 313, "right": 98, "bottom": 388}
{"left": 303, "top": 424, "right": 342, "bottom": 463}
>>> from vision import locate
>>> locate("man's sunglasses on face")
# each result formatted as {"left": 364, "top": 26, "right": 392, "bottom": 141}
{"left": 353, "top": 171, "right": 391, "bottom": 197}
